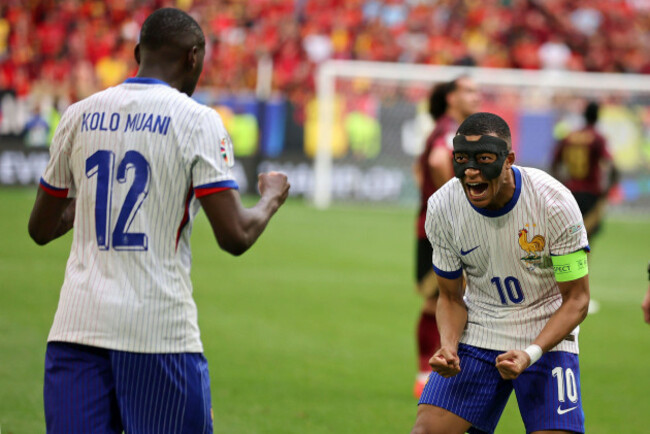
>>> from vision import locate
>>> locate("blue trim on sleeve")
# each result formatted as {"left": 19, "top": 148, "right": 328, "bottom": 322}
{"left": 124, "top": 77, "right": 171, "bottom": 86}
{"left": 194, "top": 180, "right": 239, "bottom": 191}
{"left": 40, "top": 177, "right": 67, "bottom": 191}
{"left": 468, "top": 166, "right": 522, "bottom": 218}
{"left": 432, "top": 264, "right": 463, "bottom": 279}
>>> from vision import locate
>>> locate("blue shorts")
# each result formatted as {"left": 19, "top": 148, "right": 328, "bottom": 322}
{"left": 44, "top": 342, "right": 213, "bottom": 434}
{"left": 419, "top": 343, "right": 584, "bottom": 434}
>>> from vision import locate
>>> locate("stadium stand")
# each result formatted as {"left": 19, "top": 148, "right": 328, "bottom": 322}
{"left": 1, "top": 0, "right": 649, "bottom": 104}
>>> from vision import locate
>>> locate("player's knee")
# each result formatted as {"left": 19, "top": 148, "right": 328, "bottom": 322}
{"left": 410, "top": 421, "right": 429, "bottom": 434}
{"left": 411, "top": 409, "right": 437, "bottom": 434}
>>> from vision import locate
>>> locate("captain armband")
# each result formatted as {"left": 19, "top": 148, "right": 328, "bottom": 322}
{"left": 551, "top": 250, "right": 588, "bottom": 282}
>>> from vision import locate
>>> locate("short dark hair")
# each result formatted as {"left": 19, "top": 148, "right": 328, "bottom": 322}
{"left": 428, "top": 82, "right": 450, "bottom": 120}
{"left": 584, "top": 101, "right": 599, "bottom": 125}
{"left": 428, "top": 76, "right": 467, "bottom": 121}
{"left": 456, "top": 112, "right": 512, "bottom": 148}
{"left": 139, "top": 8, "right": 205, "bottom": 51}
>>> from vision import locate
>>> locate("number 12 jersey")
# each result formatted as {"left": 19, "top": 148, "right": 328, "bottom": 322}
{"left": 41, "top": 78, "right": 237, "bottom": 353}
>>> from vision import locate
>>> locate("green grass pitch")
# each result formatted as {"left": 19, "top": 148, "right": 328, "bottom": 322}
{"left": 1, "top": 188, "right": 649, "bottom": 433}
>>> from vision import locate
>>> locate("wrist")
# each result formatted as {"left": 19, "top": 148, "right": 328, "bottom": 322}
{"left": 524, "top": 344, "right": 543, "bottom": 366}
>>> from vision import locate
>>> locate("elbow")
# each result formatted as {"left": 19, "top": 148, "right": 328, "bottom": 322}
{"left": 223, "top": 243, "right": 249, "bottom": 256}
{"left": 217, "top": 235, "right": 252, "bottom": 256}
{"left": 579, "top": 298, "right": 590, "bottom": 322}
{"left": 30, "top": 233, "right": 50, "bottom": 246}
{"left": 574, "top": 292, "right": 590, "bottom": 323}
{"left": 28, "top": 225, "right": 50, "bottom": 246}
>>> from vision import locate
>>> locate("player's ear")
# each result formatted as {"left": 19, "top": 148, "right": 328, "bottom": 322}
{"left": 186, "top": 45, "right": 199, "bottom": 70}
{"left": 134, "top": 44, "right": 141, "bottom": 65}
{"left": 506, "top": 151, "right": 516, "bottom": 168}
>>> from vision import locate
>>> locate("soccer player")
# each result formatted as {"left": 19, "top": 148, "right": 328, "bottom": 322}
{"left": 411, "top": 112, "right": 590, "bottom": 434}
{"left": 551, "top": 101, "right": 619, "bottom": 240}
{"left": 28, "top": 8, "right": 289, "bottom": 433}
{"left": 412, "top": 76, "right": 480, "bottom": 398}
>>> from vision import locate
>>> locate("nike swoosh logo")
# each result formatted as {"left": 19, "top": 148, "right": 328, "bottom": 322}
{"left": 557, "top": 405, "right": 578, "bottom": 415}
{"left": 460, "top": 246, "right": 480, "bottom": 256}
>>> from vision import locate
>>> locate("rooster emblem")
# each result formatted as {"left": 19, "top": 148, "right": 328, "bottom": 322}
{"left": 518, "top": 228, "right": 545, "bottom": 259}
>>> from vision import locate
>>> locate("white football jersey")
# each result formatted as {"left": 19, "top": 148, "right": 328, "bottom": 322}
{"left": 425, "top": 166, "right": 588, "bottom": 354}
{"left": 40, "top": 78, "right": 237, "bottom": 353}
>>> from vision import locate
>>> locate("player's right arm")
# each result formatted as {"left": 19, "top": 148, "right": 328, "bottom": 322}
{"left": 28, "top": 193, "right": 75, "bottom": 245}
{"left": 430, "top": 273, "right": 466, "bottom": 377}
{"left": 28, "top": 104, "right": 77, "bottom": 245}
{"left": 425, "top": 188, "right": 466, "bottom": 377}
{"left": 199, "top": 172, "right": 289, "bottom": 256}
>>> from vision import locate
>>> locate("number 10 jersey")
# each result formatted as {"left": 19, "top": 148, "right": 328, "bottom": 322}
{"left": 425, "top": 166, "right": 589, "bottom": 354}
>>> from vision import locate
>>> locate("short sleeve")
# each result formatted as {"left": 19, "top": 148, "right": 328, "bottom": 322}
{"left": 191, "top": 110, "right": 239, "bottom": 198}
{"left": 546, "top": 187, "right": 589, "bottom": 256}
{"left": 40, "top": 105, "right": 77, "bottom": 198}
{"left": 426, "top": 193, "right": 463, "bottom": 279}
{"left": 596, "top": 135, "right": 612, "bottom": 160}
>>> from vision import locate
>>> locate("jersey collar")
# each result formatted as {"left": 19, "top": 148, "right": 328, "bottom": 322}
{"left": 467, "top": 166, "right": 522, "bottom": 218}
{"left": 124, "top": 77, "right": 171, "bottom": 86}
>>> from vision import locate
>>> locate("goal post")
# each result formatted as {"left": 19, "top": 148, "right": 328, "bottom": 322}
{"left": 313, "top": 60, "right": 650, "bottom": 209}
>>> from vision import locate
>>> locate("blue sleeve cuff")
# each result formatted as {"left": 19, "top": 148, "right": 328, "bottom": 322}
{"left": 432, "top": 264, "right": 463, "bottom": 279}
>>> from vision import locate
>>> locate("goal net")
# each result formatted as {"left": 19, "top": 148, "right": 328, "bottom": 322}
{"left": 312, "top": 60, "right": 650, "bottom": 210}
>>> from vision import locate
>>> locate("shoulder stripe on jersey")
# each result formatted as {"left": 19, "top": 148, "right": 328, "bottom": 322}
{"left": 432, "top": 264, "right": 463, "bottom": 279}
{"left": 39, "top": 178, "right": 68, "bottom": 198}
{"left": 194, "top": 180, "right": 239, "bottom": 198}
{"left": 468, "top": 166, "right": 522, "bottom": 217}
{"left": 176, "top": 185, "right": 194, "bottom": 250}
{"left": 123, "top": 77, "right": 171, "bottom": 86}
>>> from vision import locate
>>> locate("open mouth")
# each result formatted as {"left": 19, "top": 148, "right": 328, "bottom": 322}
{"left": 466, "top": 182, "right": 489, "bottom": 200}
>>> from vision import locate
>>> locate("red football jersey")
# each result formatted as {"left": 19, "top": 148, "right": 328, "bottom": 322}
{"left": 552, "top": 126, "right": 612, "bottom": 196}
{"left": 417, "top": 114, "right": 458, "bottom": 239}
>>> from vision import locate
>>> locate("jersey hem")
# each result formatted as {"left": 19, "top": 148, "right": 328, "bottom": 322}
{"left": 46, "top": 335, "right": 204, "bottom": 354}
{"left": 459, "top": 337, "right": 579, "bottom": 355}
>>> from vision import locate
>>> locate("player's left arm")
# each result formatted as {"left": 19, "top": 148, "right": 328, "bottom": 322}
{"left": 528, "top": 271, "right": 589, "bottom": 352}
{"left": 496, "top": 270, "right": 589, "bottom": 380}
{"left": 497, "top": 186, "right": 590, "bottom": 380}
{"left": 28, "top": 190, "right": 75, "bottom": 245}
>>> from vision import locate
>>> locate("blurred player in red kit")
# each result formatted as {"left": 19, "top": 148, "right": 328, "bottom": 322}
{"left": 551, "top": 101, "right": 619, "bottom": 241}
{"left": 412, "top": 76, "right": 480, "bottom": 398}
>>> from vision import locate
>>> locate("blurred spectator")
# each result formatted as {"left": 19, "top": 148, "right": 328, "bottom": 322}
{"left": 0, "top": 0, "right": 648, "bottom": 126}
{"left": 538, "top": 35, "right": 572, "bottom": 70}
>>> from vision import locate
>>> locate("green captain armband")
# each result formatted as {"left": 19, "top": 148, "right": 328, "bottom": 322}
{"left": 552, "top": 250, "right": 589, "bottom": 282}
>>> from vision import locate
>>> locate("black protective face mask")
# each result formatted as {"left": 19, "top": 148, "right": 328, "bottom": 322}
{"left": 452, "top": 135, "right": 510, "bottom": 180}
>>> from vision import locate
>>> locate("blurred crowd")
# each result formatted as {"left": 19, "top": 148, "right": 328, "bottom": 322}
{"left": 1, "top": 0, "right": 649, "bottom": 105}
